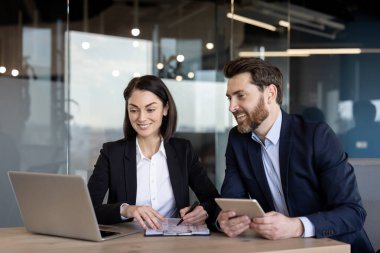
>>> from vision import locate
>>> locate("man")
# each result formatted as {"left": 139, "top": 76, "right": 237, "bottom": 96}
{"left": 343, "top": 100, "right": 380, "bottom": 158}
{"left": 217, "top": 57, "right": 374, "bottom": 253}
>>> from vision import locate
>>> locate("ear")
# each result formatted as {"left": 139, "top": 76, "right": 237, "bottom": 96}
{"left": 163, "top": 103, "right": 169, "bottom": 116}
{"left": 267, "top": 84, "right": 277, "bottom": 103}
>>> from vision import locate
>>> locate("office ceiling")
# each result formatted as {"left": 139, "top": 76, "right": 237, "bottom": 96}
{"left": 0, "top": 0, "right": 219, "bottom": 25}
{"left": 291, "top": 0, "right": 380, "bottom": 21}
{"left": 0, "top": 0, "right": 379, "bottom": 26}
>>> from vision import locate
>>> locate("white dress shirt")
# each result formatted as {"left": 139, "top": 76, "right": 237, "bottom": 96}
{"left": 251, "top": 112, "right": 315, "bottom": 237}
{"left": 134, "top": 139, "right": 176, "bottom": 217}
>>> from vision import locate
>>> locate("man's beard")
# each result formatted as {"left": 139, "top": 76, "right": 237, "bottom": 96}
{"left": 235, "top": 96, "right": 269, "bottom": 134}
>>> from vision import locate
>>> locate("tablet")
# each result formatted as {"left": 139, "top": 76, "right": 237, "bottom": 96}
{"left": 215, "top": 198, "right": 265, "bottom": 218}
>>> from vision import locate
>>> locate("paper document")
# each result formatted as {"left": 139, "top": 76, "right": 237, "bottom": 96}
{"left": 144, "top": 218, "right": 210, "bottom": 236}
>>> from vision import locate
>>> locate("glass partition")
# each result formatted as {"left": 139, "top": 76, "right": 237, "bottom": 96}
{"left": 0, "top": 2, "right": 68, "bottom": 226}
{"left": 287, "top": 1, "right": 380, "bottom": 158}
{"left": 67, "top": 1, "right": 235, "bottom": 192}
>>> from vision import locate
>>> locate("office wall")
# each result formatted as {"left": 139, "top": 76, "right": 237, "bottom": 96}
{"left": 350, "top": 159, "right": 380, "bottom": 250}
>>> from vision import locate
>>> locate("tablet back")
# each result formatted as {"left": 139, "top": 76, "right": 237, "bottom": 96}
{"left": 215, "top": 198, "right": 265, "bottom": 218}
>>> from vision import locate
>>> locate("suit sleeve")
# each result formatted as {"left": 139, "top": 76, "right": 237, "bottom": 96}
{"left": 87, "top": 144, "right": 126, "bottom": 225}
{"left": 221, "top": 129, "right": 250, "bottom": 199}
{"left": 185, "top": 140, "right": 220, "bottom": 224}
{"left": 306, "top": 123, "right": 367, "bottom": 238}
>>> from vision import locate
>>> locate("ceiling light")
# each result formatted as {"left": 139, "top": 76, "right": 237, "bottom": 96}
{"left": 206, "top": 42, "right": 214, "bottom": 50}
{"left": 244, "top": 1, "right": 346, "bottom": 39}
{"left": 287, "top": 48, "right": 361, "bottom": 55}
{"left": 239, "top": 48, "right": 364, "bottom": 58}
{"left": 226, "top": 12, "right": 277, "bottom": 32}
{"left": 176, "top": 54, "right": 185, "bottom": 62}
{"left": 11, "top": 69, "right": 19, "bottom": 77}
{"left": 278, "top": 20, "right": 290, "bottom": 28}
{"left": 81, "top": 41, "right": 90, "bottom": 50}
{"left": 239, "top": 51, "right": 309, "bottom": 57}
{"left": 131, "top": 28, "right": 140, "bottom": 37}
{"left": 112, "top": 70, "right": 120, "bottom": 77}
{"left": 131, "top": 0, "right": 140, "bottom": 37}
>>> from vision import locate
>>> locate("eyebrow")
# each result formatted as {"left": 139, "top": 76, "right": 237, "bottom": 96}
{"left": 226, "top": 90, "right": 245, "bottom": 98}
{"left": 128, "top": 102, "right": 158, "bottom": 108}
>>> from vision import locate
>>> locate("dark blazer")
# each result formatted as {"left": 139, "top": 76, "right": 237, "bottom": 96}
{"left": 88, "top": 137, "right": 219, "bottom": 226}
{"left": 221, "top": 110, "right": 373, "bottom": 253}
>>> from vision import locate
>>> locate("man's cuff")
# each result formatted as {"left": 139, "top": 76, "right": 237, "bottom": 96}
{"left": 298, "top": 217, "right": 315, "bottom": 237}
{"left": 215, "top": 220, "right": 223, "bottom": 232}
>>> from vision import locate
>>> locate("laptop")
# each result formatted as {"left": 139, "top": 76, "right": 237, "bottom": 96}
{"left": 8, "top": 171, "right": 141, "bottom": 241}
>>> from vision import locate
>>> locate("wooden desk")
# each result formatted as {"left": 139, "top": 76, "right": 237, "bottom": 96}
{"left": 0, "top": 226, "right": 349, "bottom": 253}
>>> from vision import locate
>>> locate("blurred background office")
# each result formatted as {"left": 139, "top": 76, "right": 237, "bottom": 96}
{"left": 0, "top": 0, "right": 379, "bottom": 249}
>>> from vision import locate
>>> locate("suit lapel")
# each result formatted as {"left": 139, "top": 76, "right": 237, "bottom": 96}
{"left": 164, "top": 141, "right": 185, "bottom": 209}
{"left": 247, "top": 136, "right": 275, "bottom": 210}
{"left": 279, "top": 110, "right": 292, "bottom": 212}
{"left": 124, "top": 138, "right": 137, "bottom": 204}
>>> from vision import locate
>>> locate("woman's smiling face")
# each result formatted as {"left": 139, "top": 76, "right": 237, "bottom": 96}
{"left": 127, "top": 89, "right": 168, "bottom": 139}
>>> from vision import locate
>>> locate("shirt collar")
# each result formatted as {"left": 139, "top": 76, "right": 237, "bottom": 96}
{"left": 158, "top": 139, "right": 167, "bottom": 158}
{"left": 252, "top": 111, "right": 282, "bottom": 146}
{"left": 136, "top": 138, "right": 166, "bottom": 161}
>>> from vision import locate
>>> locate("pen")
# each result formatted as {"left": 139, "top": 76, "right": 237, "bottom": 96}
{"left": 177, "top": 201, "right": 200, "bottom": 226}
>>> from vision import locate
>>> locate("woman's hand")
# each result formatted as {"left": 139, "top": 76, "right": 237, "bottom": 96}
{"left": 179, "top": 205, "right": 208, "bottom": 225}
{"left": 121, "top": 205, "right": 165, "bottom": 229}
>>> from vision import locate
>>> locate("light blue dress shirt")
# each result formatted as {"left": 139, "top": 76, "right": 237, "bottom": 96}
{"left": 251, "top": 112, "right": 315, "bottom": 237}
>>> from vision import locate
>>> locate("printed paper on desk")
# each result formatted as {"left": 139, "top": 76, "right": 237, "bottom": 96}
{"left": 144, "top": 218, "right": 210, "bottom": 236}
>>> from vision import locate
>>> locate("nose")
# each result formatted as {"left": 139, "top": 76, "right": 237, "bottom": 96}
{"left": 137, "top": 110, "right": 147, "bottom": 121}
{"left": 229, "top": 98, "right": 239, "bottom": 113}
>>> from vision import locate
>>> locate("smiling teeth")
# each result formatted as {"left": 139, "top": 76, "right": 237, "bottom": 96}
{"left": 138, "top": 124, "right": 149, "bottom": 129}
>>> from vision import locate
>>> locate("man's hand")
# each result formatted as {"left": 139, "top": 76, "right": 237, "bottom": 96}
{"left": 121, "top": 205, "right": 165, "bottom": 230}
{"left": 250, "top": 211, "right": 304, "bottom": 240}
{"left": 217, "top": 210, "right": 251, "bottom": 237}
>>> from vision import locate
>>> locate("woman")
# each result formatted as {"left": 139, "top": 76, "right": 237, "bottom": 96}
{"left": 88, "top": 75, "right": 219, "bottom": 229}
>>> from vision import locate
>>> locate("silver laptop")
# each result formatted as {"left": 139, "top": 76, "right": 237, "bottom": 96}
{"left": 8, "top": 171, "right": 141, "bottom": 241}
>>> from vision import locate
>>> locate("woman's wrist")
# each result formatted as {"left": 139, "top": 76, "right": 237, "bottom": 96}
{"left": 120, "top": 203, "right": 130, "bottom": 218}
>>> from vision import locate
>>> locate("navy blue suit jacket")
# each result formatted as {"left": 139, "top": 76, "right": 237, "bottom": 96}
{"left": 221, "top": 110, "right": 373, "bottom": 253}
{"left": 88, "top": 137, "right": 219, "bottom": 226}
